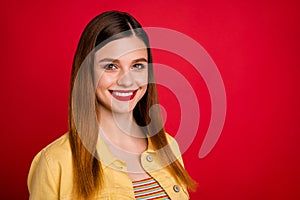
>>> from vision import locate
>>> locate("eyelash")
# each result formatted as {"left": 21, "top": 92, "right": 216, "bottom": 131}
{"left": 104, "top": 63, "right": 117, "bottom": 70}
{"left": 103, "top": 63, "right": 146, "bottom": 70}
{"left": 132, "top": 63, "right": 145, "bottom": 70}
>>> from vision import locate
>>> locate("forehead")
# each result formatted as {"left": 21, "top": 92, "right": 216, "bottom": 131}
{"left": 95, "top": 36, "right": 147, "bottom": 60}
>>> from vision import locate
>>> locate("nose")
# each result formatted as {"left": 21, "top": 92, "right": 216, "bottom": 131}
{"left": 117, "top": 70, "right": 134, "bottom": 87}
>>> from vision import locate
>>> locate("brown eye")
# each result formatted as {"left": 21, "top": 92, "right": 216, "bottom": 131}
{"left": 104, "top": 63, "right": 117, "bottom": 70}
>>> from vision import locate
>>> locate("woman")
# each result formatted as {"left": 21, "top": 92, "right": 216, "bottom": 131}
{"left": 28, "top": 11, "right": 196, "bottom": 199}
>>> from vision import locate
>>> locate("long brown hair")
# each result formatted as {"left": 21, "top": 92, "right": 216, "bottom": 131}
{"left": 69, "top": 10, "right": 196, "bottom": 199}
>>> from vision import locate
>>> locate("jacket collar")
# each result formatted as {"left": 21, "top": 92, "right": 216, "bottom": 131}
{"left": 96, "top": 129, "right": 155, "bottom": 169}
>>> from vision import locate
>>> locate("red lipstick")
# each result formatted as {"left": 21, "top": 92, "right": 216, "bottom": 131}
{"left": 109, "top": 90, "right": 137, "bottom": 101}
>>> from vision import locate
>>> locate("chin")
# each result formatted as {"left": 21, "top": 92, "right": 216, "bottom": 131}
{"left": 108, "top": 99, "right": 132, "bottom": 112}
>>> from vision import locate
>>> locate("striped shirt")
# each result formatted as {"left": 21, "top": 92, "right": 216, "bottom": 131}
{"left": 132, "top": 177, "right": 170, "bottom": 200}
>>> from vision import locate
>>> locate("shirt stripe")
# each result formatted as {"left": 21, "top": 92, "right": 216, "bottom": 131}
{"left": 132, "top": 177, "right": 170, "bottom": 200}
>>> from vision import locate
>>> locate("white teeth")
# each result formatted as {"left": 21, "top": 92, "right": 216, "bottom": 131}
{"left": 112, "top": 91, "right": 133, "bottom": 97}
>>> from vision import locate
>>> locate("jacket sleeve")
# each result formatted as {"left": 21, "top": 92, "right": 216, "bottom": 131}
{"left": 27, "top": 150, "right": 59, "bottom": 200}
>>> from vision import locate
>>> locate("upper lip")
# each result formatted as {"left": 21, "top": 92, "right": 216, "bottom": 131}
{"left": 109, "top": 89, "right": 137, "bottom": 93}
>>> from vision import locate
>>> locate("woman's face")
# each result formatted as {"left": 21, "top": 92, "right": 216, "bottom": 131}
{"left": 94, "top": 36, "right": 148, "bottom": 114}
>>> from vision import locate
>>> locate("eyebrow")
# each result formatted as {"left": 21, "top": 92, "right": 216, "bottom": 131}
{"left": 98, "top": 57, "right": 148, "bottom": 63}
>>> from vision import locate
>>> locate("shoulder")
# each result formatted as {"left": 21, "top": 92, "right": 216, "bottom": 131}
{"left": 28, "top": 133, "right": 73, "bottom": 199}
{"left": 165, "top": 132, "right": 185, "bottom": 166}
{"left": 28, "top": 133, "right": 72, "bottom": 187}
{"left": 30, "top": 132, "right": 72, "bottom": 170}
{"left": 165, "top": 132, "right": 180, "bottom": 152}
{"left": 31, "top": 133, "right": 71, "bottom": 165}
{"left": 43, "top": 133, "right": 71, "bottom": 158}
{"left": 42, "top": 132, "right": 71, "bottom": 154}
{"left": 165, "top": 132, "right": 177, "bottom": 143}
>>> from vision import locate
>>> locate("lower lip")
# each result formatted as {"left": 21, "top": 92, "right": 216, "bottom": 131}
{"left": 110, "top": 90, "right": 137, "bottom": 101}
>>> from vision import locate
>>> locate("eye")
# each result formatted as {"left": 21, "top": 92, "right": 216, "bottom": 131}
{"left": 104, "top": 63, "right": 117, "bottom": 70}
{"left": 132, "top": 63, "right": 145, "bottom": 70}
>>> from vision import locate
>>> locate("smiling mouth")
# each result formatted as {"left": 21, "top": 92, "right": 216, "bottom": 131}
{"left": 109, "top": 90, "right": 138, "bottom": 101}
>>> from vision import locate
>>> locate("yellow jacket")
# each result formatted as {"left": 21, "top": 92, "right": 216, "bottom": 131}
{"left": 28, "top": 133, "right": 189, "bottom": 199}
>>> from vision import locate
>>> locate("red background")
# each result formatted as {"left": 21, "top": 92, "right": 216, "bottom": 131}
{"left": 1, "top": 0, "right": 300, "bottom": 199}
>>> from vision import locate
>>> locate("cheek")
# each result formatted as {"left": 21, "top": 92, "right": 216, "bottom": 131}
{"left": 133, "top": 71, "right": 148, "bottom": 87}
{"left": 97, "top": 75, "right": 116, "bottom": 91}
{"left": 140, "top": 85, "right": 147, "bottom": 97}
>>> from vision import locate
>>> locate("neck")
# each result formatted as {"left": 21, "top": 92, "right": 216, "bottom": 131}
{"left": 97, "top": 106, "right": 146, "bottom": 142}
{"left": 97, "top": 106, "right": 147, "bottom": 154}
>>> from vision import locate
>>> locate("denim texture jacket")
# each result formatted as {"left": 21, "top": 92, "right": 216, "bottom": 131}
{"left": 28, "top": 132, "right": 190, "bottom": 200}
